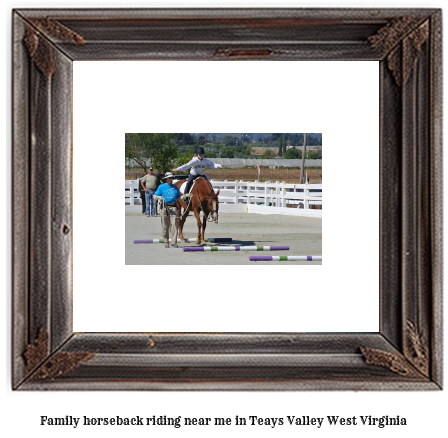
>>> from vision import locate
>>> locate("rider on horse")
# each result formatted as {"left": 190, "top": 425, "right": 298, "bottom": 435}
{"left": 172, "top": 146, "right": 225, "bottom": 193}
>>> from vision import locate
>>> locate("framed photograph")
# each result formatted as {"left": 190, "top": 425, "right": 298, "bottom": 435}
{"left": 12, "top": 8, "right": 442, "bottom": 390}
{"left": 123, "top": 132, "right": 323, "bottom": 266}
{"left": 123, "top": 131, "right": 324, "bottom": 267}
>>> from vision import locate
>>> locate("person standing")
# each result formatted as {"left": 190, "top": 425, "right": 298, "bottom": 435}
{"left": 138, "top": 174, "right": 147, "bottom": 214}
{"left": 172, "top": 146, "right": 224, "bottom": 194}
{"left": 154, "top": 172, "right": 190, "bottom": 248}
{"left": 140, "top": 166, "right": 158, "bottom": 216}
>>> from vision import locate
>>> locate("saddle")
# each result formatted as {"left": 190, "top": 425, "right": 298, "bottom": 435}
{"left": 180, "top": 176, "right": 211, "bottom": 194}
{"left": 180, "top": 178, "right": 200, "bottom": 195}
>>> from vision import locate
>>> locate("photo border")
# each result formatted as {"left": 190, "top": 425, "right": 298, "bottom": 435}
{"left": 12, "top": 8, "right": 443, "bottom": 390}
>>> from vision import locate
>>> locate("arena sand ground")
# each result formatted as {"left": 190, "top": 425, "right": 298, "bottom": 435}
{"left": 125, "top": 211, "right": 322, "bottom": 265}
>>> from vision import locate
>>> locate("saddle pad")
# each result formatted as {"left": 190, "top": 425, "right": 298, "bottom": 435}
{"left": 179, "top": 181, "right": 188, "bottom": 194}
{"left": 179, "top": 177, "right": 208, "bottom": 194}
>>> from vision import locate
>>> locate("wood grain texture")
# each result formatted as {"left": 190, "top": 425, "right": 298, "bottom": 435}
{"left": 12, "top": 7, "right": 443, "bottom": 391}
{"left": 379, "top": 59, "right": 402, "bottom": 350}
{"left": 50, "top": 49, "right": 74, "bottom": 350}
{"left": 429, "top": 9, "right": 443, "bottom": 388}
{"left": 12, "top": 12, "right": 31, "bottom": 387}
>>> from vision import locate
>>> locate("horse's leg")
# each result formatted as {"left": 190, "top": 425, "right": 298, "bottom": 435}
{"left": 178, "top": 203, "right": 192, "bottom": 242}
{"left": 177, "top": 199, "right": 187, "bottom": 242}
{"left": 192, "top": 207, "right": 202, "bottom": 244}
{"left": 201, "top": 211, "right": 207, "bottom": 245}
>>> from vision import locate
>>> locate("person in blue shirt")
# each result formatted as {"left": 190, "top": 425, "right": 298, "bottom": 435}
{"left": 154, "top": 172, "right": 191, "bottom": 248}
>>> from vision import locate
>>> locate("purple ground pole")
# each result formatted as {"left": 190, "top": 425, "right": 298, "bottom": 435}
{"left": 269, "top": 246, "right": 289, "bottom": 250}
{"left": 183, "top": 247, "right": 205, "bottom": 252}
{"left": 249, "top": 256, "right": 273, "bottom": 261}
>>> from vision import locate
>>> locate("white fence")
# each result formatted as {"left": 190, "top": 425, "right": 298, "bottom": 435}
{"left": 126, "top": 179, "right": 322, "bottom": 218}
{"left": 126, "top": 158, "right": 322, "bottom": 168}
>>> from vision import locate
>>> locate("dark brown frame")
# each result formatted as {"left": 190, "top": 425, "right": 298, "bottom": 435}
{"left": 12, "top": 8, "right": 442, "bottom": 390}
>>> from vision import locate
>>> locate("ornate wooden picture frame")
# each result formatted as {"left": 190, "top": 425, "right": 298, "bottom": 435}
{"left": 12, "top": 8, "right": 442, "bottom": 390}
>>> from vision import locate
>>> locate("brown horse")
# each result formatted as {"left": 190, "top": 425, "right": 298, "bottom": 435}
{"left": 175, "top": 177, "right": 220, "bottom": 244}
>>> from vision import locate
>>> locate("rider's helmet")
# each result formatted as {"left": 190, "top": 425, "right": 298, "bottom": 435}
{"left": 195, "top": 146, "right": 205, "bottom": 156}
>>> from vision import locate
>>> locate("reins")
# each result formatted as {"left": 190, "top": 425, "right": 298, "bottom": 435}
{"left": 177, "top": 196, "right": 192, "bottom": 220}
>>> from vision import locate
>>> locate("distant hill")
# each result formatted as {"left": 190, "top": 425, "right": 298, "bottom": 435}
{"left": 194, "top": 133, "right": 270, "bottom": 140}
{"left": 193, "top": 133, "right": 322, "bottom": 141}
{"left": 177, "top": 133, "right": 322, "bottom": 147}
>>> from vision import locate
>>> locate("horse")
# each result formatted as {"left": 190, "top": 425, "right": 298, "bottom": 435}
{"left": 175, "top": 177, "right": 220, "bottom": 245}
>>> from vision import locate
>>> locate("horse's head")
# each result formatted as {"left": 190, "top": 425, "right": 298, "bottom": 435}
{"left": 205, "top": 189, "right": 220, "bottom": 223}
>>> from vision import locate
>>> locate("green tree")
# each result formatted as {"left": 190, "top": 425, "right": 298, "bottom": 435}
{"left": 278, "top": 136, "right": 283, "bottom": 157}
{"left": 174, "top": 133, "right": 196, "bottom": 146}
{"left": 284, "top": 148, "right": 302, "bottom": 159}
{"left": 215, "top": 144, "right": 226, "bottom": 155}
{"left": 125, "top": 133, "right": 178, "bottom": 174}
{"left": 313, "top": 148, "right": 323, "bottom": 159}
{"left": 306, "top": 150, "right": 322, "bottom": 159}
{"left": 220, "top": 148, "right": 234, "bottom": 158}
{"left": 290, "top": 133, "right": 304, "bottom": 146}
{"left": 282, "top": 135, "right": 287, "bottom": 156}
{"left": 198, "top": 135, "right": 206, "bottom": 145}
{"left": 222, "top": 135, "right": 239, "bottom": 146}
{"left": 125, "top": 133, "right": 147, "bottom": 170}
{"left": 261, "top": 149, "right": 274, "bottom": 158}
{"left": 307, "top": 134, "right": 322, "bottom": 146}
{"left": 243, "top": 146, "right": 254, "bottom": 156}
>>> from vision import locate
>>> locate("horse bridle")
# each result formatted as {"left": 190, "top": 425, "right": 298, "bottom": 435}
{"left": 205, "top": 196, "right": 219, "bottom": 222}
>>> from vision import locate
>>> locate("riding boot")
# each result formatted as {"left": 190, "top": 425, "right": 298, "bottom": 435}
{"left": 185, "top": 178, "right": 192, "bottom": 194}
{"left": 185, "top": 174, "right": 198, "bottom": 194}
